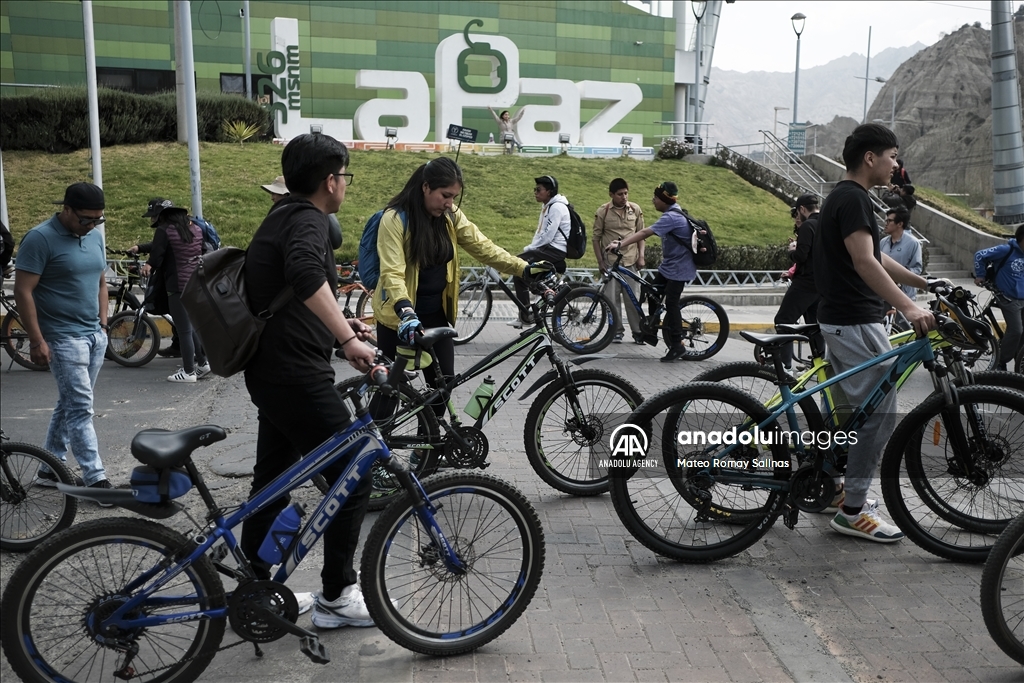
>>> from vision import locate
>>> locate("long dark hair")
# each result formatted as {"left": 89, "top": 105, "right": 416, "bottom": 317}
{"left": 161, "top": 209, "right": 194, "bottom": 243}
{"left": 388, "top": 157, "right": 463, "bottom": 268}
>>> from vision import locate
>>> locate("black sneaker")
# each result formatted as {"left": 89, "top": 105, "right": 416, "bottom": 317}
{"left": 660, "top": 345, "right": 686, "bottom": 363}
{"left": 89, "top": 479, "right": 115, "bottom": 507}
{"left": 35, "top": 469, "right": 85, "bottom": 487}
{"left": 157, "top": 346, "right": 182, "bottom": 358}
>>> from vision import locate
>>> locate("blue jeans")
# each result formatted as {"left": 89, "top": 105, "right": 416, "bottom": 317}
{"left": 45, "top": 331, "right": 108, "bottom": 485}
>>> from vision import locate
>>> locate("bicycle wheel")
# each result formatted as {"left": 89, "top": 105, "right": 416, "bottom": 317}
{"left": 334, "top": 376, "right": 441, "bottom": 511}
{"left": 107, "top": 310, "right": 161, "bottom": 367}
{"left": 524, "top": 369, "right": 644, "bottom": 496}
{"left": 2, "top": 312, "right": 47, "bottom": 371}
{"left": 1, "top": 517, "right": 225, "bottom": 683}
{"left": 453, "top": 281, "right": 492, "bottom": 345}
{"left": 981, "top": 511, "right": 1024, "bottom": 664}
{"left": 361, "top": 471, "right": 544, "bottom": 656}
{"left": 1017, "top": 344, "right": 1023, "bottom": 374}
{"left": 355, "top": 288, "right": 373, "bottom": 319}
{"left": 880, "top": 385, "right": 1024, "bottom": 563}
{"left": 608, "top": 383, "right": 791, "bottom": 563}
{"left": 550, "top": 286, "right": 617, "bottom": 354}
{"left": 670, "top": 295, "right": 729, "bottom": 361}
{"left": 1, "top": 442, "right": 78, "bottom": 551}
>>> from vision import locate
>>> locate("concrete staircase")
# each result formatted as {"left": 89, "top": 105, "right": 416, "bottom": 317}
{"left": 924, "top": 242, "right": 971, "bottom": 280}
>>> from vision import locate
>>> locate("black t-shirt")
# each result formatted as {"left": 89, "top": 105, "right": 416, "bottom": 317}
{"left": 245, "top": 197, "right": 337, "bottom": 384}
{"left": 790, "top": 212, "right": 818, "bottom": 282}
{"left": 812, "top": 181, "right": 885, "bottom": 325}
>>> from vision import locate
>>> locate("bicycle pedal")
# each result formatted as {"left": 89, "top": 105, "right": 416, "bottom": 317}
{"left": 783, "top": 505, "right": 800, "bottom": 530}
{"left": 299, "top": 636, "right": 330, "bottom": 665}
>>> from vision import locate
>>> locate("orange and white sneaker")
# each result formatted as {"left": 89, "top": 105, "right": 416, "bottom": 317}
{"left": 829, "top": 501, "right": 904, "bottom": 543}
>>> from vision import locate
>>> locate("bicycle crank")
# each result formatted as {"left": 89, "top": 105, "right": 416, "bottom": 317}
{"left": 444, "top": 425, "right": 489, "bottom": 468}
{"left": 789, "top": 465, "right": 836, "bottom": 513}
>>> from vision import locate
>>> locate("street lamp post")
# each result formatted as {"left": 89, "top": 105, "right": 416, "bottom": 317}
{"left": 691, "top": 1, "right": 708, "bottom": 138}
{"left": 855, "top": 75, "right": 894, "bottom": 129}
{"left": 773, "top": 106, "right": 789, "bottom": 138}
{"left": 791, "top": 13, "right": 806, "bottom": 125}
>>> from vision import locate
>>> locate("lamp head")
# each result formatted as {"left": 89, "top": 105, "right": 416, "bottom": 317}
{"left": 692, "top": 1, "right": 707, "bottom": 20}
{"left": 791, "top": 12, "right": 806, "bottom": 37}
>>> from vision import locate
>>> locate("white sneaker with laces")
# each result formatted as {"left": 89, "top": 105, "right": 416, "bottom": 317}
{"left": 294, "top": 591, "right": 316, "bottom": 616}
{"left": 311, "top": 584, "right": 375, "bottom": 628}
{"left": 167, "top": 368, "right": 197, "bottom": 383}
{"left": 195, "top": 362, "right": 212, "bottom": 379}
{"left": 829, "top": 501, "right": 904, "bottom": 543}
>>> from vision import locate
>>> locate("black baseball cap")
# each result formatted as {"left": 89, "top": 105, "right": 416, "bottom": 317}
{"left": 534, "top": 175, "right": 558, "bottom": 194}
{"left": 143, "top": 198, "right": 175, "bottom": 218}
{"left": 794, "top": 193, "right": 819, "bottom": 210}
{"left": 53, "top": 182, "right": 104, "bottom": 210}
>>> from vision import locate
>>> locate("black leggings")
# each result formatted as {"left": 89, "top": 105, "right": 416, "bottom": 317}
{"left": 376, "top": 309, "right": 453, "bottom": 418}
{"left": 652, "top": 272, "right": 686, "bottom": 347}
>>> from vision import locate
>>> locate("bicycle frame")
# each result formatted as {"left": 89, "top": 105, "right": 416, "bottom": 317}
{"left": 95, "top": 395, "right": 464, "bottom": 634}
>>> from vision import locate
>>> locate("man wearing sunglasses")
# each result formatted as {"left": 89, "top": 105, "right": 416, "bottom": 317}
{"left": 13, "top": 182, "right": 115, "bottom": 497}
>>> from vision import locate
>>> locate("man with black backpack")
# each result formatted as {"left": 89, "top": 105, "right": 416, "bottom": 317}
{"left": 974, "top": 223, "right": 1024, "bottom": 370}
{"left": 510, "top": 174, "right": 570, "bottom": 327}
{"left": 605, "top": 181, "right": 697, "bottom": 362}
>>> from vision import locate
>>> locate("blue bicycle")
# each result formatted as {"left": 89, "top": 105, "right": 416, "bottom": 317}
{"left": 0, "top": 359, "right": 545, "bottom": 682}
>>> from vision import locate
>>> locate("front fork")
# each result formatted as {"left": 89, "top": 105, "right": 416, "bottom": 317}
{"left": 384, "top": 456, "right": 467, "bottom": 575}
{"left": 929, "top": 362, "right": 987, "bottom": 482}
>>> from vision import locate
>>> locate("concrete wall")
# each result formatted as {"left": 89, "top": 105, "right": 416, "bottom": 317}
{"left": 804, "top": 153, "right": 1004, "bottom": 273}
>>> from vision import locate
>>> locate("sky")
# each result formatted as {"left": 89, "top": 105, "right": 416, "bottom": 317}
{"left": 640, "top": 0, "right": 995, "bottom": 73}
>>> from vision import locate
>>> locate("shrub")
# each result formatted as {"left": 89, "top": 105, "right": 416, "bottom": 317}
{"left": 641, "top": 242, "right": 790, "bottom": 271}
{"left": 656, "top": 137, "right": 694, "bottom": 160}
{"left": 223, "top": 120, "right": 260, "bottom": 144}
{"left": 0, "top": 87, "right": 270, "bottom": 151}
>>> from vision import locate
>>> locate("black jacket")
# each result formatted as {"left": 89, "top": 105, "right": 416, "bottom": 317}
{"left": 790, "top": 212, "right": 818, "bottom": 281}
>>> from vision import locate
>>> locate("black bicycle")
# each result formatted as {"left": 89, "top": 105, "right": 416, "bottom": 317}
{"left": 575, "top": 251, "right": 729, "bottom": 359}
{"left": 1, "top": 276, "right": 47, "bottom": 371}
{"left": 981, "top": 510, "right": 1024, "bottom": 664}
{"left": 337, "top": 275, "right": 644, "bottom": 510}
{"left": 0, "top": 429, "right": 78, "bottom": 551}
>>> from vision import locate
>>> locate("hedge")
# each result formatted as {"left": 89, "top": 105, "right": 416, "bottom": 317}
{"left": 643, "top": 242, "right": 791, "bottom": 271}
{"left": 0, "top": 86, "right": 271, "bottom": 152}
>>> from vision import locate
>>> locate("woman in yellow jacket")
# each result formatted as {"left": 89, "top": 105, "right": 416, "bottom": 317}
{"left": 372, "top": 157, "right": 551, "bottom": 387}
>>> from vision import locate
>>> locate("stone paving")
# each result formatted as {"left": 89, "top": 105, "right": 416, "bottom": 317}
{"left": 0, "top": 310, "right": 1021, "bottom": 682}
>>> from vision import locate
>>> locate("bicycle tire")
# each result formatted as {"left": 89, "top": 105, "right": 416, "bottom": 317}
{"left": 608, "top": 382, "right": 791, "bottom": 563}
{"left": 107, "top": 310, "right": 161, "bottom": 367}
{"left": 524, "top": 368, "right": 644, "bottom": 496}
{"left": 453, "top": 281, "right": 492, "bottom": 345}
{"left": 549, "top": 286, "right": 617, "bottom": 354}
{"left": 1017, "top": 343, "right": 1023, "bottom": 374}
{"left": 880, "top": 385, "right": 1024, "bottom": 563}
{"left": 1, "top": 517, "right": 225, "bottom": 683}
{"left": 670, "top": 295, "right": 729, "bottom": 361}
{"left": 981, "top": 511, "right": 1024, "bottom": 664}
{"left": 334, "top": 376, "right": 441, "bottom": 511}
{"left": 0, "top": 442, "right": 78, "bottom": 551}
{"left": 691, "top": 361, "right": 827, "bottom": 464}
{"left": 355, "top": 288, "right": 373, "bottom": 319}
{"left": 107, "top": 287, "right": 142, "bottom": 316}
{"left": 963, "top": 334, "right": 1000, "bottom": 371}
{"left": 360, "top": 471, "right": 544, "bottom": 656}
{"left": 2, "top": 312, "right": 47, "bottom": 371}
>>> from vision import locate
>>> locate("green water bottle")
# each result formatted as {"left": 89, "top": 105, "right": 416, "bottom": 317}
{"left": 464, "top": 376, "right": 496, "bottom": 419}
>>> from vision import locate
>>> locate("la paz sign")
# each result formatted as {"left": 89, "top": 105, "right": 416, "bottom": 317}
{"left": 258, "top": 18, "right": 644, "bottom": 146}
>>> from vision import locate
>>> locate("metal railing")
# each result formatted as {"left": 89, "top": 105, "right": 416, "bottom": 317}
{"left": 458, "top": 266, "right": 787, "bottom": 289}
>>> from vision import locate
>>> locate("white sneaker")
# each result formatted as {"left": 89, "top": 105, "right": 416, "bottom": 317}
{"left": 311, "top": 584, "right": 374, "bottom": 628}
{"left": 294, "top": 591, "right": 316, "bottom": 616}
{"left": 167, "top": 368, "right": 197, "bottom": 383}
{"left": 195, "top": 362, "right": 212, "bottom": 379}
{"left": 829, "top": 501, "right": 904, "bottom": 543}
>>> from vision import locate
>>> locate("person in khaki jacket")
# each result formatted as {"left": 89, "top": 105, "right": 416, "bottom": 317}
{"left": 372, "top": 157, "right": 551, "bottom": 391}
{"left": 593, "top": 178, "right": 645, "bottom": 343}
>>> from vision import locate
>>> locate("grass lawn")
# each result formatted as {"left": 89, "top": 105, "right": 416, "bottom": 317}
{"left": 3, "top": 142, "right": 796, "bottom": 267}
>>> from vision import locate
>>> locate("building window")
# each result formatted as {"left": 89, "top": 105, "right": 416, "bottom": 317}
{"left": 220, "top": 73, "right": 260, "bottom": 97}
{"left": 96, "top": 67, "right": 175, "bottom": 95}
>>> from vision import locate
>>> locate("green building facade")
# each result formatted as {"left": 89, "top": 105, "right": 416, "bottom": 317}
{"left": 1, "top": 0, "right": 676, "bottom": 144}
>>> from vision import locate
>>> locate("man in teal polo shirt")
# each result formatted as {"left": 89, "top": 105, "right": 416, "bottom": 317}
{"left": 15, "top": 183, "right": 114, "bottom": 495}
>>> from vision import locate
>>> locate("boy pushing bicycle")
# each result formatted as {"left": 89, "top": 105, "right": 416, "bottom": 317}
{"left": 812, "top": 124, "right": 940, "bottom": 543}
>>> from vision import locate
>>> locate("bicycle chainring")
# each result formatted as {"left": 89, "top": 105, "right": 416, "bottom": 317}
{"left": 228, "top": 580, "right": 299, "bottom": 643}
{"left": 790, "top": 465, "right": 836, "bottom": 513}
{"left": 444, "top": 425, "right": 489, "bottom": 468}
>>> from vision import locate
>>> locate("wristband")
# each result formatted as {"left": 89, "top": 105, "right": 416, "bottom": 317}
{"left": 100, "top": 323, "right": 109, "bottom": 331}
{"left": 30, "top": 341, "right": 42, "bottom": 349}
{"left": 341, "top": 336, "right": 357, "bottom": 346}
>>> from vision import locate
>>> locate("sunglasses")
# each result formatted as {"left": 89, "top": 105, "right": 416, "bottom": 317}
{"left": 73, "top": 210, "right": 105, "bottom": 227}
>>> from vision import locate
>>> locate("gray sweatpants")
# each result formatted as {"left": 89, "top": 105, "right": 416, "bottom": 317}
{"left": 819, "top": 322, "right": 898, "bottom": 510}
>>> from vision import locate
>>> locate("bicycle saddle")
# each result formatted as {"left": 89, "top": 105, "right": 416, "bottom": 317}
{"left": 414, "top": 327, "right": 459, "bottom": 350}
{"left": 775, "top": 322, "right": 819, "bottom": 336}
{"left": 131, "top": 425, "right": 227, "bottom": 468}
{"left": 740, "top": 331, "right": 808, "bottom": 348}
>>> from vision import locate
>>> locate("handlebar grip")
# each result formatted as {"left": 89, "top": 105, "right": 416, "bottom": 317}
{"left": 370, "top": 364, "right": 389, "bottom": 387}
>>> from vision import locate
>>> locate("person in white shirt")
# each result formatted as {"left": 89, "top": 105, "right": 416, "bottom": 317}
{"left": 510, "top": 175, "right": 568, "bottom": 327}
{"left": 879, "top": 205, "right": 923, "bottom": 300}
